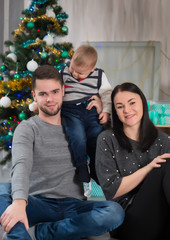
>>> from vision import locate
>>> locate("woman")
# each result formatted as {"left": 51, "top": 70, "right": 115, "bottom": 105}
{"left": 96, "top": 82, "right": 170, "bottom": 240}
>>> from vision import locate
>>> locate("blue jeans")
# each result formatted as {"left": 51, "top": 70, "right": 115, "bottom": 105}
{"left": 62, "top": 103, "right": 103, "bottom": 182}
{"left": 0, "top": 183, "right": 124, "bottom": 240}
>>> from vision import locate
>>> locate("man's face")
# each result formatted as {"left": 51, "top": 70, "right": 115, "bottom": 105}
{"left": 32, "top": 78, "right": 64, "bottom": 118}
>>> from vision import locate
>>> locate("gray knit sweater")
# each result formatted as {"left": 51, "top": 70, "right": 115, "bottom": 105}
{"left": 11, "top": 115, "right": 84, "bottom": 201}
{"left": 96, "top": 129, "right": 170, "bottom": 209}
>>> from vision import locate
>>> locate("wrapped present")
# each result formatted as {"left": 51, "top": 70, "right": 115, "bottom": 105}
{"left": 147, "top": 101, "right": 170, "bottom": 125}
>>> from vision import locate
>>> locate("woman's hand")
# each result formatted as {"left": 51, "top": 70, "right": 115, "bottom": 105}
{"left": 146, "top": 153, "right": 170, "bottom": 172}
{"left": 114, "top": 153, "right": 170, "bottom": 198}
{"left": 86, "top": 95, "right": 103, "bottom": 114}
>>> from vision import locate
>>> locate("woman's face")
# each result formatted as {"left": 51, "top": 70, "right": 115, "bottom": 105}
{"left": 113, "top": 91, "right": 143, "bottom": 129}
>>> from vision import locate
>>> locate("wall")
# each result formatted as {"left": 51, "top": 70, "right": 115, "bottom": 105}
{"left": 59, "top": 0, "right": 170, "bottom": 101}
{"left": 0, "top": 0, "right": 24, "bottom": 54}
{"left": 1, "top": 0, "right": 170, "bottom": 100}
{"left": 0, "top": 0, "right": 4, "bottom": 55}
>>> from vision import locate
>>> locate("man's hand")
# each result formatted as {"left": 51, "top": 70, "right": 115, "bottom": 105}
{"left": 86, "top": 95, "right": 103, "bottom": 114}
{"left": 0, "top": 199, "right": 29, "bottom": 233}
{"left": 99, "top": 112, "right": 110, "bottom": 124}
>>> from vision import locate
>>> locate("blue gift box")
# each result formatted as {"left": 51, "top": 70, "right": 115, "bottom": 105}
{"left": 147, "top": 101, "right": 170, "bottom": 125}
{"left": 90, "top": 180, "right": 104, "bottom": 197}
{"left": 84, "top": 180, "right": 104, "bottom": 197}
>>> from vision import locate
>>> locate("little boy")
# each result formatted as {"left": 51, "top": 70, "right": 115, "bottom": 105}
{"left": 61, "top": 45, "right": 112, "bottom": 184}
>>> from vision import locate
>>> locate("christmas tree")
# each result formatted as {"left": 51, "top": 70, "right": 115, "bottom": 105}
{"left": 0, "top": 0, "right": 74, "bottom": 164}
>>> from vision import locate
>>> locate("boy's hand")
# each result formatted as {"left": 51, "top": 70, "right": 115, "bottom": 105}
{"left": 0, "top": 199, "right": 29, "bottom": 233}
{"left": 86, "top": 95, "right": 103, "bottom": 114}
{"left": 99, "top": 112, "right": 110, "bottom": 124}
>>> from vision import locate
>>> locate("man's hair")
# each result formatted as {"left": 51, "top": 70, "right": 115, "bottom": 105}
{"left": 72, "top": 45, "right": 97, "bottom": 68}
{"left": 31, "top": 65, "right": 63, "bottom": 90}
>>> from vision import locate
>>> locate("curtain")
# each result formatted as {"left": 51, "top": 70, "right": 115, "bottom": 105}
{"left": 0, "top": 0, "right": 25, "bottom": 166}
{"left": 0, "top": 0, "right": 25, "bottom": 59}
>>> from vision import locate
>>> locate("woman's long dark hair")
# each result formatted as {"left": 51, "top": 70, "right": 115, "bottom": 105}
{"left": 111, "top": 82, "right": 158, "bottom": 152}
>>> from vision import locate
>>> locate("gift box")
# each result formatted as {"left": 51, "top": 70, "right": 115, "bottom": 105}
{"left": 147, "top": 101, "right": 170, "bottom": 125}
{"left": 84, "top": 180, "right": 104, "bottom": 197}
{"left": 90, "top": 180, "right": 104, "bottom": 197}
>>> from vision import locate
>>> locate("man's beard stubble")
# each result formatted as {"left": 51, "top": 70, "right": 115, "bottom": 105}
{"left": 39, "top": 104, "right": 62, "bottom": 116}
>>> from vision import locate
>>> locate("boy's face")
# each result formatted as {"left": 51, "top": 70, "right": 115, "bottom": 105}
{"left": 69, "top": 60, "right": 95, "bottom": 79}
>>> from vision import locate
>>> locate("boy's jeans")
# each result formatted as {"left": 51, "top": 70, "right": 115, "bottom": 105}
{"left": 62, "top": 103, "right": 104, "bottom": 182}
{"left": 0, "top": 183, "right": 124, "bottom": 240}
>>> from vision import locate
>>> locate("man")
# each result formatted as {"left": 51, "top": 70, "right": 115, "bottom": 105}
{"left": 0, "top": 65, "right": 124, "bottom": 240}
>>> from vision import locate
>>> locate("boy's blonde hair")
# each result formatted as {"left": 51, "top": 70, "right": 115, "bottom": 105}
{"left": 72, "top": 45, "right": 97, "bottom": 68}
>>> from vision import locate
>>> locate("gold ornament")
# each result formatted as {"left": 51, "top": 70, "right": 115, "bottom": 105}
{"left": 26, "top": 98, "right": 33, "bottom": 105}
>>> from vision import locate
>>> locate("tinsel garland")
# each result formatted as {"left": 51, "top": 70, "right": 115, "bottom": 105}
{"left": 30, "top": 0, "right": 48, "bottom": 5}
{"left": 25, "top": 39, "right": 60, "bottom": 56}
{"left": 21, "top": 40, "right": 36, "bottom": 48}
{"left": 10, "top": 98, "right": 33, "bottom": 109}
{"left": 0, "top": 135, "right": 11, "bottom": 140}
{"left": 0, "top": 77, "right": 32, "bottom": 94}
{"left": 14, "top": 15, "right": 61, "bottom": 38}
{"left": 26, "top": 39, "right": 74, "bottom": 57}
{"left": 28, "top": 0, "right": 48, "bottom": 12}
{"left": 0, "top": 98, "right": 32, "bottom": 109}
